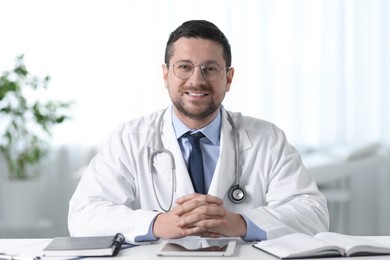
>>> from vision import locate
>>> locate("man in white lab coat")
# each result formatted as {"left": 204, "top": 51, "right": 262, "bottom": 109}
{"left": 68, "top": 20, "right": 329, "bottom": 243}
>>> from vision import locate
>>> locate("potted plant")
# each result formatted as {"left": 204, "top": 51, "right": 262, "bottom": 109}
{"left": 0, "top": 55, "right": 72, "bottom": 179}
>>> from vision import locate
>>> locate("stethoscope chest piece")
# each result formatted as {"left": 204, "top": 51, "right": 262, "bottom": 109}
{"left": 228, "top": 185, "right": 247, "bottom": 204}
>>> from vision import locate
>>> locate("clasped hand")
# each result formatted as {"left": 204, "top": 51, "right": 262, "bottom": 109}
{"left": 153, "top": 193, "right": 246, "bottom": 239}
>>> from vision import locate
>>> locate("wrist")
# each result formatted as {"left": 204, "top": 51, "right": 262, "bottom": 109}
{"left": 236, "top": 214, "right": 248, "bottom": 237}
{"left": 226, "top": 212, "right": 247, "bottom": 237}
{"left": 152, "top": 213, "right": 164, "bottom": 239}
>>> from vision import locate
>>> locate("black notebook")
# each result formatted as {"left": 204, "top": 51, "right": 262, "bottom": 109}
{"left": 43, "top": 233, "right": 125, "bottom": 257}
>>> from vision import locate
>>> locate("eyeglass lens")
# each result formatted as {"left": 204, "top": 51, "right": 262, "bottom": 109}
{"left": 172, "top": 61, "right": 226, "bottom": 81}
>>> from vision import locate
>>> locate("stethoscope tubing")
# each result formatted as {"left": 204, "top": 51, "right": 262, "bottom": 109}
{"left": 148, "top": 108, "right": 246, "bottom": 212}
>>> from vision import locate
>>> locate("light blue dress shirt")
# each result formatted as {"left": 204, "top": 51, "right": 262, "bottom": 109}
{"left": 135, "top": 106, "right": 266, "bottom": 242}
{"left": 172, "top": 108, "right": 221, "bottom": 194}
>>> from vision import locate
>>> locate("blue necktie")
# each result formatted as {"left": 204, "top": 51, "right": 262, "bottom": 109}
{"left": 185, "top": 132, "right": 205, "bottom": 194}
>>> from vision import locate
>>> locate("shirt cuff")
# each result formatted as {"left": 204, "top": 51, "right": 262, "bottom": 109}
{"left": 241, "top": 214, "right": 267, "bottom": 241}
{"left": 134, "top": 215, "right": 159, "bottom": 242}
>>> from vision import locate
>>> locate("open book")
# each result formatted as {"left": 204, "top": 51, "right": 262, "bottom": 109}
{"left": 253, "top": 232, "right": 390, "bottom": 258}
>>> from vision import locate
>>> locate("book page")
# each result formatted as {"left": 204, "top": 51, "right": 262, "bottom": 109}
{"left": 315, "top": 232, "right": 390, "bottom": 256}
{"left": 254, "top": 233, "right": 342, "bottom": 258}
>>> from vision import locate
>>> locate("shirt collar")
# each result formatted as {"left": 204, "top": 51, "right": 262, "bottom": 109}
{"left": 171, "top": 106, "right": 221, "bottom": 145}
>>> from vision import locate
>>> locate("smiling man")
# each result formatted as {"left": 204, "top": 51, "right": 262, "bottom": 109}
{"left": 68, "top": 20, "right": 329, "bottom": 244}
{"left": 163, "top": 36, "right": 232, "bottom": 130}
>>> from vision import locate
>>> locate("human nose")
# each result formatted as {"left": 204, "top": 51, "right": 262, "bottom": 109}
{"left": 189, "top": 65, "right": 206, "bottom": 82}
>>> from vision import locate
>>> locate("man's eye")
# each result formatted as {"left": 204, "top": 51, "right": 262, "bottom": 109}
{"left": 177, "top": 64, "right": 192, "bottom": 70}
{"left": 205, "top": 66, "right": 219, "bottom": 72}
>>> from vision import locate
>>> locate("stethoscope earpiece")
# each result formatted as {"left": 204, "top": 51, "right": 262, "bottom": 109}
{"left": 228, "top": 185, "right": 247, "bottom": 204}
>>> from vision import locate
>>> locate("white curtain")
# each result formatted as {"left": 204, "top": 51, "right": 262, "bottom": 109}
{"left": 1, "top": 0, "right": 390, "bottom": 237}
{"left": 0, "top": 0, "right": 389, "bottom": 149}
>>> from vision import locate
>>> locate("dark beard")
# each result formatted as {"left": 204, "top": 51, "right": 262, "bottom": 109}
{"left": 172, "top": 99, "right": 220, "bottom": 121}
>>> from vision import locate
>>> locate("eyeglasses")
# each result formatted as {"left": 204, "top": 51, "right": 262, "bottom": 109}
{"left": 167, "top": 61, "right": 231, "bottom": 81}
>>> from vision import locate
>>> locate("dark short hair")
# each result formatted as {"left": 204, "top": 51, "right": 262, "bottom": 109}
{"left": 164, "top": 20, "right": 232, "bottom": 67}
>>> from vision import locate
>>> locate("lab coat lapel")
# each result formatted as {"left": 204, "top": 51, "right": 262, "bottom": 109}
{"left": 158, "top": 109, "right": 195, "bottom": 198}
{"left": 208, "top": 110, "right": 236, "bottom": 199}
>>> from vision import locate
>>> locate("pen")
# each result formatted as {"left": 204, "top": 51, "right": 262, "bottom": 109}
{"left": 112, "top": 233, "right": 125, "bottom": 256}
{"left": 0, "top": 253, "right": 40, "bottom": 260}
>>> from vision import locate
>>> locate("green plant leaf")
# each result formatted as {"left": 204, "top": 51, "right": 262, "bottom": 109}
{"left": 0, "top": 54, "right": 73, "bottom": 179}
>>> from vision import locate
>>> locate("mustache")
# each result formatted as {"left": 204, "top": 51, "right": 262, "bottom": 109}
{"left": 183, "top": 86, "right": 211, "bottom": 92}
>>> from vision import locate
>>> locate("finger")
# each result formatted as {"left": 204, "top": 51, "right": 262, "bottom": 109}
{"left": 175, "top": 200, "right": 218, "bottom": 216}
{"left": 179, "top": 226, "right": 208, "bottom": 237}
{"left": 176, "top": 194, "right": 223, "bottom": 205}
{"left": 198, "top": 194, "right": 224, "bottom": 205}
{"left": 176, "top": 205, "right": 226, "bottom": 226}
{"left": 175, "top": 196, "right": 224, "bottom": 216}
{"left": 175, "top": 193, "right": 202, "bottom": 204}
{"left": 179, "top": 220, "right": 227, "bottom": 237}
{"left": 178, "top": 216, "right": 228, "bottom": 229}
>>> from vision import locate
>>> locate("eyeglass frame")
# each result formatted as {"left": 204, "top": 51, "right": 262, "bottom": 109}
{"left": 165, "top": 61, "right": 232, "bottom": 81}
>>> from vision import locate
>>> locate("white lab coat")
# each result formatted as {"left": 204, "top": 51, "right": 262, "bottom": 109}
{"left": 68, "top": 107, "right": 329, "bottom": 243}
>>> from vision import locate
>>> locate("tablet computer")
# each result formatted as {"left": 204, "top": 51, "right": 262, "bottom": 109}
{"left": 157, "top": 238, "right": 236, "bottom": 257}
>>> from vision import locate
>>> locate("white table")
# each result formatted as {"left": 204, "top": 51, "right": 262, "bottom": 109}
{"left": 2, "top": 238, "right": 390, "bottom": 260}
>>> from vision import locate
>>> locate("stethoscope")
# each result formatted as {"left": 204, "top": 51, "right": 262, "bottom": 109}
{"left": 148, "top": 109, "right": 247, "bottom": 212}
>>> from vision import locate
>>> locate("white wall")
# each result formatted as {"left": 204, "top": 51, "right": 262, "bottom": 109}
{"left": 0, "top": 0, "right": 389, "bottom": 237}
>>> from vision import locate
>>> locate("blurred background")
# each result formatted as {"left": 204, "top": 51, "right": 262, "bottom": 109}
{"left": 0, "top": 0, "right": 389, "bottom": 237}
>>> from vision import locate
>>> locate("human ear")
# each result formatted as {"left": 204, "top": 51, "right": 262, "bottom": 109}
{"left": 162, "top": 64, "right": 169, "bottom": 88}
{"left": 225, "top": 67, "right": 234, "bottom": 92}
